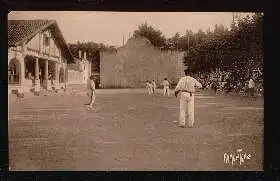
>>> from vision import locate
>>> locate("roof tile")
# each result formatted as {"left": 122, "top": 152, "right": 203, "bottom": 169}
{"left": 8, "top": 20, "right": 74, "bottom": 63}
{"left": 8, "top": 20, "right": 53, "bottom": 46}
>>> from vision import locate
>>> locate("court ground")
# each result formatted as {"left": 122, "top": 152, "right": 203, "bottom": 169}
{"left": 8, "top": 89, "right": 263, "bottom": 171}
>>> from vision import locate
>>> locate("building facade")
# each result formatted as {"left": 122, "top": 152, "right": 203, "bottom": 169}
{"left": 8, "top": 20, "right": 74, "bottom": 95}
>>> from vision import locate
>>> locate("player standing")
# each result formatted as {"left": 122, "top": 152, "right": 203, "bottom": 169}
{"left": 174, "top": 68, "right": 202, "bottom": 128}
{"left": 146, "top": 80, "right": 152, "bottom": 95}
{"left": 162, "top": 77, "right": 170, "bottom": 96}
{"left": 248, "top": 77, "right": 255, "bottom": 98}
{"left": 86, "top": 75, "right": 96, "bottom": 109}
{"left": 152, "top": 80, "right": 156, "bottom": 94}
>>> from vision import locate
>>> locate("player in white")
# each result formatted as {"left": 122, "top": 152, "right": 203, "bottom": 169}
{"left": 174, "top": 68, "right": 202, "bottom": 128}
{"left": 152, "top": 80, "right": 156, "bottom": 94}
{"left": 86, "top": 75, "right": 96, "bottom": 109}
{"left": 248, "top": 77, "right": 255, "bottom": 97}
{"left": 146, "top": 80, "right": 152, "bottom": 95}
{"left": 162, "top": 77, "right": 170, "bottom": 96}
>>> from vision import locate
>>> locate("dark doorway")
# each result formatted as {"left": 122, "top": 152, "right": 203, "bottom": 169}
{"left": 24, "top": 56, "right": 35, "bottom": 79}
{"left": 8, "top": 58, "right": 21, "bottom": 85}
{"left": 59, "top": 67, "right": 65, "bottom": 83}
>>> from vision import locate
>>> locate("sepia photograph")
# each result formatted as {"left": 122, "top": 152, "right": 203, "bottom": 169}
{"left": 8, "top": 11, "right": 263, "bottom": 171}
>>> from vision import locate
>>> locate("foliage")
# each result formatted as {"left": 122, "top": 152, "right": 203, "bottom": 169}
{"left": 183, "top": 13, "right": 263, "bottom": 75}
{"left": 68, "top": 41, "right": 117, "bottom": 63}
{"left": 68, "top": 13, "right": 263, "bottom": 82}
{"left": 133, "top": 23, "right": 166, "bottom": 48}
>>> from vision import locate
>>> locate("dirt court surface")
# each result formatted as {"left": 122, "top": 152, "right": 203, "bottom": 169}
{"left": 8, "top": 89, "right": 263, "bottom": 171}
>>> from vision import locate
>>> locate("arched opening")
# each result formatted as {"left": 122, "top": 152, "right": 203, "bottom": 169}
{"left": 48, "top": 61, "right": 56, "bottom": 85}
{"left": 24, "top": 56, "right": 35, "bottom": 78}
{"left": 59, "top": 67, "right": 65, "bottom": 83}
{"left": 8, "top": 58, "right": 21, "bottom": 85}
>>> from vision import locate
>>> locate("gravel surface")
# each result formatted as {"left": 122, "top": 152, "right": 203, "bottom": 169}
{"left": 8, "top": 89, "right": 263, "bottom": 171}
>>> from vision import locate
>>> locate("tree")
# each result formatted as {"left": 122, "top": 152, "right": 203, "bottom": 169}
{"left": 133, "top": 23, "right": 166, "bottom": 48}
{"left": 167, "top": 32, "right": 181, "bottom": 50}
{"left": 68, "top": 41, "right": 117, "bottom": 64}
{"left": 183, "top": 12, "right": 263, "bottom": 78}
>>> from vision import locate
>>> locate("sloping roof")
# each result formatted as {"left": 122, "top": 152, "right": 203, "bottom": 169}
{"left": 114, "top": 36, "right": 153, "bottom": 52}
{"left": 8, "top": 20, "right": 74, "bottom": 63}
{"left": 125, "top": 36, "right": 153, "bottom": 48}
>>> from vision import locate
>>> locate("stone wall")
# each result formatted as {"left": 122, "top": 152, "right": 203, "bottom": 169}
{"left": 100, "top": 37, "right": 185, "bottom": 88}
{"left": 67, "top": 69, "right": 84, "bottom": 85}
{"left": 67, "top": 59, "right": 91, "bottom": 85}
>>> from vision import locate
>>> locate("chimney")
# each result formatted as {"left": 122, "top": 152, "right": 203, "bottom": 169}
{"left": 83, "top": 52, "right": 87, "bottom": 60}
{"left": 78, "top": 50, "right": 82, "bottom": 59}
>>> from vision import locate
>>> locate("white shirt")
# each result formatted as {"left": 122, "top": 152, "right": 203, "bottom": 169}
{"left": 88, "top": 79, "right": 95, "bottom": 90}
{"left": 175, "top": 76, "right": 202, "bottom": 93}
{"left": 248, "top": 79, "right": 255, "bottom": 88}
{"left": 162, "top": 80, "right": 169, "bottom": 87}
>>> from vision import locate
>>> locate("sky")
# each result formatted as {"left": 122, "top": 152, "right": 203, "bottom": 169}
{"left": 8, "top": 11, "right": 253, "bottom": 47}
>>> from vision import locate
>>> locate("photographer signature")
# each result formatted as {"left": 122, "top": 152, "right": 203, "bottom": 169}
{"left": 224, "top": 149, "right": 251, "bottom": 166}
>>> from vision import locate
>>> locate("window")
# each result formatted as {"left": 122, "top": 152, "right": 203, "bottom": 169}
{"left": 43, "top": 34, "right": 50, "bottom": 46}
{"left": 53, "top": 43, "right": 58, "bottom": 56}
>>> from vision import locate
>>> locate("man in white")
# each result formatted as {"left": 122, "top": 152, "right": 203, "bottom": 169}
{"left": 86, "top": 75, "right": 96, "bottom": 109}
{"left": 162, "top": 77, "right": 170, "bottom": 96}
{"left": 174, "top": 68, "right": 202, "bottom": 128}
{"left": 152, "top": 80, "right": 157, "bottom": 94}
{"left": 248, "top": 77, "right": 255, "bottom": 98}
{"left": 146, "top": 80, "right": 152, "bottom": 95}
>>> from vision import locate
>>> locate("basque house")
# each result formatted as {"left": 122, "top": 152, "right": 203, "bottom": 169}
{"left": 8, "top": 20, "right": 74, "bottom": 95}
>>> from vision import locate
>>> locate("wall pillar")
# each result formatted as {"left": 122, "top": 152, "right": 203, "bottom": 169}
{"left": 34, "top": 58, "right": 40, "bottom": 95}
{"left": 64, "top": 64, "right": 67, "bottom": 89}
{"left": 89, "top": 61, "right": 92, "bottom": 77}
{"left": 43, "top": 59, "right": 49, "bottom": 90}
{"left": 20, "top": 58, "right": 25, "bottom": 86}
{"left": 18, "top": 55, "right": 26, "bottom": 94}
{"left": 54, "top": 62, "right": 59, "bottom": 89}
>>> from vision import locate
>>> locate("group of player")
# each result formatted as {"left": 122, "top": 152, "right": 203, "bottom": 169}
{"left": 145, "top": 70, "right": 203, "bottom": 128}
{"left": 146, "top": 78, "right": 170, "bottom": 96}
{"left": 86, "top": 67, "right": 203, "bottom": 128}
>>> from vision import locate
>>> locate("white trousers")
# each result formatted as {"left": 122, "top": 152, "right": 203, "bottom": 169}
{"left": 147, "top": 87, "right": 152, "bottom": 95}
{"left": 179, "top": 92, "right": 195, "bottom": 126}
{"left": 89, "top": 90, "right": 95, "bottom": 106}
{"left": 163, "top": 86, "right": 170, "bottom": 96}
